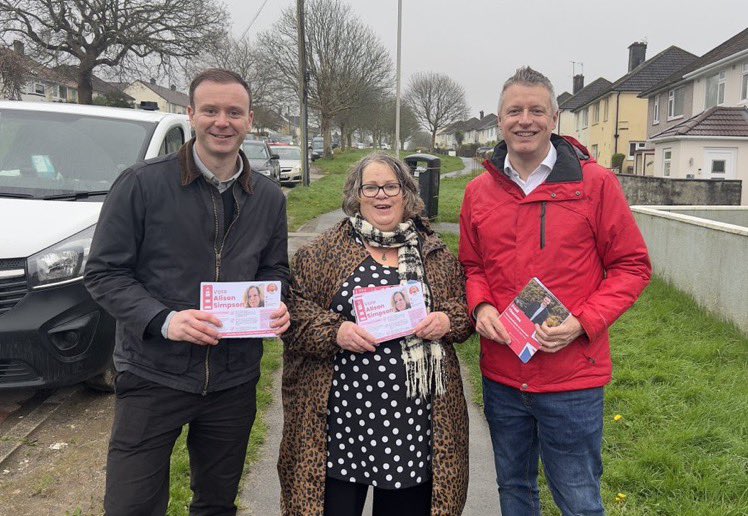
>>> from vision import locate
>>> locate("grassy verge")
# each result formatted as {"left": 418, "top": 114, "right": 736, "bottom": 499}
{"left": 166, "top": 339, "right": 283, "bottom": 515}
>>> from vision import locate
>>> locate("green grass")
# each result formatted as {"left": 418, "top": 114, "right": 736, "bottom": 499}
{"left": 166, "top": 339, "right": 283, "bottom": 515}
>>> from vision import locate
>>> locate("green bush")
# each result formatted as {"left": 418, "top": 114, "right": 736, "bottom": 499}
{"left": 611, "top": 153, "right": 625, "bottom": 171}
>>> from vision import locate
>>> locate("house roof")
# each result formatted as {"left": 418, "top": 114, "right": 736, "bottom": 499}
{"left": 53, "top": 65, "right": 134, "bottom": 100}
{"left": 460, "top": 117, "right": 481, "bottom": 132}
{"left": 0, "top": 47, "right": 74, "bottom": 86}
{"left": 651, "top": 106, "right": 748, "bottom": 139}
{"left": 640, "top": 28, "right": 748, "bottom": 97}
{"left": 606, "top": 46, "right": 697, "bottom": 93}
{"left": 557, "top": 91, "right": 572, "bottom": 105}
{"left": 135, "top": 80, "right": 190, "bottom": 107}
{"left": 476, "top": 113, "right": 497, "bottom": 131}
{"left": 558, "top": 77, "right": 613, "bottom": 112}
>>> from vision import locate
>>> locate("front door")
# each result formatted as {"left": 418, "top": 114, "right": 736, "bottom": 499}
{"left": 703, "top": 148, "right": 737, "bottom": 179}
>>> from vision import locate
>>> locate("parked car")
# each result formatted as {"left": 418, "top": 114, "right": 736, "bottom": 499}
{"left": 271, "top": 145, "right": 303, "bottom": 185}
{"left": 310, "top": 136, "right": 324, "bottom": 161}
{"left": 0, "top": 101, "right": 192, "bottom": 391}
{"left": 476, "top": 146, "right": 494, "bottom": 159}
{"left": 242, "top": 139, "right": 280, "bottom": 182}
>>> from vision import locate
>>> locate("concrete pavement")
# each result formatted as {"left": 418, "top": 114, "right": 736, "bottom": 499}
{"left": 239, "top": 203, "right": 499, "bottom": 515}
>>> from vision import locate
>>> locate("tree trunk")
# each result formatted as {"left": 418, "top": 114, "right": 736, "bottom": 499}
{"left": 430, "top": 129, "right": 437, "bottom": 152}
{"left": 77, "top": 66, "right": 94, "bottom": 104}
{"left": 321, "top": 116, "right": 333, "bottom": 158}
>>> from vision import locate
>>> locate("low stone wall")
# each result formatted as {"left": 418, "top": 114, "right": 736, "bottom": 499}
{"left": 617, "top": 175, "right": 742, "bottom": 205}
{"left": 632, "top": 206, "right": 748, "bottom": 333}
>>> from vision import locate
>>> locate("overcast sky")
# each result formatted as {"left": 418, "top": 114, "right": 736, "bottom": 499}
{"left": 223, "top": 0, "right": 746, "bottom": 117}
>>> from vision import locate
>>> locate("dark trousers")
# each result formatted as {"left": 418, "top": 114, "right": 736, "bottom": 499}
{"left": 104, "top": 371, "right": 258, "bottom": 516}
{"left": 323, "top": 476, "right": 432, "bottom": 516}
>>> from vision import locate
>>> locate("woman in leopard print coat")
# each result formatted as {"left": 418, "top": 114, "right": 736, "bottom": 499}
{"left": 278, "top": 153, "right": 473, "bottom": 515}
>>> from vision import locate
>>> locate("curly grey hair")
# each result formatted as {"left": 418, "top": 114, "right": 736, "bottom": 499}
{"left": 498, "top": 66, "right": 558, "bottom": 114}
{"left": 342, "top": 152, "right": 424, "bottom": 220}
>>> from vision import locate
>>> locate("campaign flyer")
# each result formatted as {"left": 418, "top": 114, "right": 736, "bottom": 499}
{"left": 199, "top": 281, "right": 281, "bottom": 338}
{"left": 352, "top": 281, "right": 428, "bottom": 343}
{"left": 499, "top": 277, "right": 570, "bottom": 363}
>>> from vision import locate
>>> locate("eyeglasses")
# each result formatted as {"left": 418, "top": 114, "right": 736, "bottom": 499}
{"left": 359, "top": 183, "right": 402, "bottom": 198}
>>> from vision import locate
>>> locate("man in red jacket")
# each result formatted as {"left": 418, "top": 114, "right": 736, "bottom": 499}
{"left": 459, "top": 66, "right": 651, "bottom": 515}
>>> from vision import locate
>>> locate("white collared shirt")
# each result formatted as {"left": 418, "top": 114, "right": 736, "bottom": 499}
{"left": 192, "top": 145, "right": 243, "bottom": 193}
{"left": 504, "top": 145, "right": 557, "bottom": 196}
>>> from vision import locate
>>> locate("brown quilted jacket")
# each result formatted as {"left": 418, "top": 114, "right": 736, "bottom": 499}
{"left": 278, "top": 218, "right": 473, "bottom": 515}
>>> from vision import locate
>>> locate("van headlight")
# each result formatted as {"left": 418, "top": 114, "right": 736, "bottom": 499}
{"left": 27, "top": 225, "right": 96, "bottom": 289}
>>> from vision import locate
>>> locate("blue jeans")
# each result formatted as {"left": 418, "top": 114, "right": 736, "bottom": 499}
{"left": 482, "top": 377, "right": 605, "bottom": 516}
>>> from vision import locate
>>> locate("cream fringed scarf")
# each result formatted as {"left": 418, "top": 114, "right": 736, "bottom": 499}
{"left": 349, "top": 214, "right": 445, "bottom": 399}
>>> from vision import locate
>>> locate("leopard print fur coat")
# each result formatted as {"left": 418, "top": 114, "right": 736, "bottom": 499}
{"left": 278, "top": 218, "right": 473, "bottom": 515}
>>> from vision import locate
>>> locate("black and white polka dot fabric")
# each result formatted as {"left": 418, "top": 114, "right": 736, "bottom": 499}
{"left": 326, "top": 255, "right": 432, "bottom": 489}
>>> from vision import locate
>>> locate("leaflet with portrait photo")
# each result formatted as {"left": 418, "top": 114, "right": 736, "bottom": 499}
{"left": 352, "top": 280, "right": 427, "bottom": 343}
{"left": 499, "top": 277, "right": 570, "bottom": 363}
{"left": 199, "top": 281, "right": 281, "bottom": 338}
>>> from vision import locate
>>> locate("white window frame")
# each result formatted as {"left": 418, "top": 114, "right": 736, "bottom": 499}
{"left": 581, "top": 107, "right": 588, "bottom": 128}
{"left": 602, "top": 98, "right": 609, "bottom": 122}
{"left": 591, "top": 103, "right": 599, "bottom": 125}
{"left": 591, "top": 144, "right": 599, "bottom": 159}
{"left": 705, "top": 71, "right": 726, "bottom": 108}
{"left": 663, "top": 148, "right": 672, "bottom": 177}
{"left": 653, "top": 96, "right": 660, "bottom": 124}
{"left": 668, "top": 88, "right": 684, "bottom": 120}
{"left": 741, "top": 62, "right": 748, "bottom": 102}
{"left": 33, "top": 82, "right": 45, "bottom": 95}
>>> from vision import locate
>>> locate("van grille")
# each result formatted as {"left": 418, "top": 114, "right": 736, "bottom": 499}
{"left": 0, "top": 360, "right": 40, "bottom": 384}
{"left": 0, "top": 258, "right": 28, "bottom": 316}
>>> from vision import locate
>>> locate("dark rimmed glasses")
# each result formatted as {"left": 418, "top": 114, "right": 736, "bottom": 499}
{"left": 359, "top": 183, "right": 402, "bottom": 198}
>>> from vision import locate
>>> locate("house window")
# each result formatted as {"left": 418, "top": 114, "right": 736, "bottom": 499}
{"left": 741, "top": 62, "right": 748, "bottom": 101}
{"left": 629, "top": 141, "right": 645, "bottom": 160}
{"left": 653, "top": 96, "right": 660, "bottom": 124}
{"left": 663, "top": 149, "right": 672, "bottom": 177}
{"left": 705, "top": 71, "right": 726, "bottom": 108}
{"left": 57, "top": 85, "right": 68, "bottom": 100}
{"left": 71, "top": 88, "right": 78, "bottom": 102}
{"left": 668, "top": 87, "right": 684, "bottom": 119}
{"left": 576, "top": 112, "right": 581, "bottom": 131}
{"left": 591, "top": 103, "right": 599, "bottom": 125}
{"left": 33, "top": 82, "right": 45, "bottom": 95}
{"left": 711, "top": 160, "right": 726, "bottom": 175}
{"left": 591, "top": 144, "right": 598, "bottom": 159}
{"left": 602, "top": 98, "right": 608, "bottom": 121}
{"left": 581, "top": 108, "right": 588, "bottom": 128}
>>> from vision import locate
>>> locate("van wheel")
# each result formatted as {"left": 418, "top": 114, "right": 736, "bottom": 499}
{"left": 85, "top": 357, "right": 116, "bottom": 393}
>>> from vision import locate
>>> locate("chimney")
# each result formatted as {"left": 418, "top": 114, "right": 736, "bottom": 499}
{"left": 628, "top": 42, "right": 647, "bottom": 72}
{"left": 573, "top": 74, "right": 584, "bottom": 94}
{"left": 170, "top": 84, "right": 176, "bottom": 91}
{"left": 479, "top": 110, "right": 484, "bottom": 119}
{"left": 149, "top": 78, "right": 156, "bottom": 85}
{"left": 12, "top": 40, "right": 24, "bottom": 55}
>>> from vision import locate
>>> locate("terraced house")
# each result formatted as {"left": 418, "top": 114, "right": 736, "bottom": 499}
{"left": 560, "top": 42, "right": 697, "bottom": 172}
{"left": 638, "top": 28, "right": 748, "bottom": 204}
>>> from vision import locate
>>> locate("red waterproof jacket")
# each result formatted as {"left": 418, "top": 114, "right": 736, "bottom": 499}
{"left": 459, "top": 135, "right": 652, "bottom": 393}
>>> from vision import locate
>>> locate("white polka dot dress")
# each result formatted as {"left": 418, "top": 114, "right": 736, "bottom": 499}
{"left": 326, "top": 255, "right": 432, "bottom": 489}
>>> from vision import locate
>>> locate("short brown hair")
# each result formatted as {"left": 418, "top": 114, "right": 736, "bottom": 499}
{"left": 342, "top": 152, "right": 424, "bottom": 220}
{"left": 189, "top": 68, "right": 252, "bottom": 110}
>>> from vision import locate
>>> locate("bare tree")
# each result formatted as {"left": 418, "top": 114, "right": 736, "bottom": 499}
{"left": 187, "top": 35, "right": 289, "bottom": 131}
{"left": 404, "top": 72, "right": 469, "bottom": 151}
{"left": 259, "top": 0, "right": 392, "bottom": 158}
{"left": 0, "top": 46, "right": 26, "bottom": 99}
{"left": 0, "top": 0, "right": 228, "bottom": 104}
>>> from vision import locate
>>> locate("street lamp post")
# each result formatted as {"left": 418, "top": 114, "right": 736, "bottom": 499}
{"left": 297, "top": 0, "right": 310, "bottom": 186}
{"left": 394, "top": 0, "right": 402, "bottom": 157}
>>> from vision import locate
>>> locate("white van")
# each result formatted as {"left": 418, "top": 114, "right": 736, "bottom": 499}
{"left": 0, "top": 101, "right": 192, "bottom": 390}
